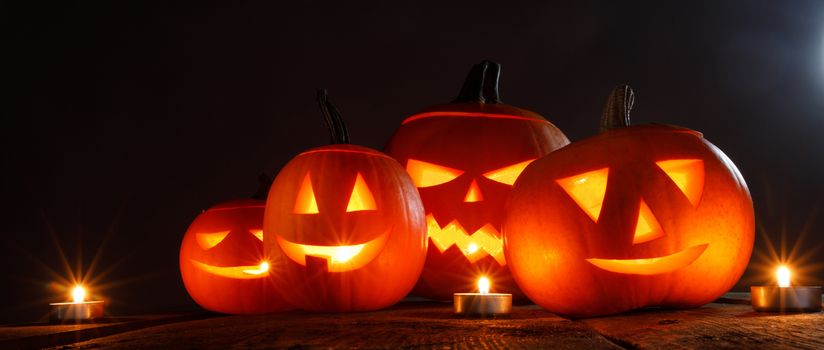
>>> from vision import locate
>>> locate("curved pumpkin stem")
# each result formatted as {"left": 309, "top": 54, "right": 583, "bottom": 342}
{"left": 250, "top": 173, "right": 272, "bottom": 200}
{"left": 600, "top": 85, "right": 635, "bottom": 132}
{"left": 453, "top": 60, "right": 501, "bottom": 104}
{"left": 316, "top": 89, "right": 350, "bottom": 144}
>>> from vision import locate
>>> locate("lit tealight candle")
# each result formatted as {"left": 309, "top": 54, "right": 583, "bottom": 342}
{"left": 454, "top": 276, "right": 512, "bottom": 317}
{"left": 751, "top": 265, "right": 822, "bottom": 313}
{"left": 49, "top": 284, "right": 104, "bottom": 323}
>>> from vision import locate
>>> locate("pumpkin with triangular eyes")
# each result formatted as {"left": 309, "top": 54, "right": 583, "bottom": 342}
{"left": 503, "top": 86, "right": 754, "bottom": 318}
{"left": 264, "top": 91, "right": 426, "bottom": 312}
{"left": 385, "top": 61, "right": 570, "bottom": 300}
{"left": 179, "top": 179, "right": 293, "bottom": 314}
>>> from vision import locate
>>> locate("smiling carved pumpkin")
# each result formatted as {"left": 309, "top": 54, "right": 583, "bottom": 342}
{"left": 503, "top": 86, "right": 755, "bottom": 318}
{"left": 385, "top": 61, "right": 569, "bottom": 300}
{"left": 264, "top": 90, "right": 426, "bottom": 312}
{"left": 179, "top": 177, "right": 293, "bottom": 314}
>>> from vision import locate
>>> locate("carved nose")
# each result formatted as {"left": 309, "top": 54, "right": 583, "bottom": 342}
{"left": 632, "top": 198, "right": 664, "bottom": 244}
{"left": 464, "top": 180, "right": 484, "bottom": 202}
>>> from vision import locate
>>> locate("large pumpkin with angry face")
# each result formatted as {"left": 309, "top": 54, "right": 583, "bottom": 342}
{"left": 180, "top": 177, "right": 293, "bottom": 314}
{"left": 503, "top": 86, "right": 755, "bottom": 318}
{"left": 385, "top": 61, "right": 570, "bottom": 300}
{"left": 264, "top": 90, "right": 426, "bottom": 312}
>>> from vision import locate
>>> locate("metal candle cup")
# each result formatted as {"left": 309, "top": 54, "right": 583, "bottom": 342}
{"left": 453, "top": 276, "right": 512, "bottom": 317}
{"left": 751, "top": 265, "right": 822, "bottom": 313}
{"left": 751, "top": 286, "right": 821, "bottom": 312}
{"left": 454, "top": 292, "right": 512, "bottom": 316}
{"left": 49, "top": 285, "right": 104, "bottom": 323}
{"left": 49, "top": 300, "right": 104, "bottom": 322}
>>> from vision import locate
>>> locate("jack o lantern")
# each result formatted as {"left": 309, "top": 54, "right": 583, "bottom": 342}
{"left": 264, "top": 90, "right": 426, "bottom": 312}
{"left": 179, "top": 175, "right": 293, "bottom": 314}
{"left": 385, "top": 61, "right": 570, "bottom": 300}
{"left": 503, "top": 86, "right": 754, "bottom": 318}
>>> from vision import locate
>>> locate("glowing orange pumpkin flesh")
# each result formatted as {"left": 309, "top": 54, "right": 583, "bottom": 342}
{"left": 179, "top": 199, "right": 293, "bottom": 314}
{"left": 265, "top": 92, "right": 427, "bottom": 313}
{"left": 385, "top": 61, "right": 570, "bottom": 300}
{"left": 503, "top": 86, "right": 754, "bottom": 318}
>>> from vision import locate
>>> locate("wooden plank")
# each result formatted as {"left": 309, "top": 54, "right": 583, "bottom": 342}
{"left": 47, "top": 303, "right": 621, "bottom": 349}
{"left": 582, "top": 302, "right": 824, "bottom": 349}
{"left": 0, "top": 314, "right": 214, "bottom": 350}
{"left": 2, "top": 295, "right": 820, "bottom": 349}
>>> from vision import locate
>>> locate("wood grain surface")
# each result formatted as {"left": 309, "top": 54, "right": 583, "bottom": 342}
{"left": 1, "top": 295, "right": 821, "bottom": 349}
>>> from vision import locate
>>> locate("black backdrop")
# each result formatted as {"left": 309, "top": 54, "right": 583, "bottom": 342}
{"left": 4, "top": 1, "right": 824, "bottom": 323}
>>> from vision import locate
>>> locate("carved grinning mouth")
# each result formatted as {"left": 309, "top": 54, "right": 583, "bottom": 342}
{"left": 191, "top": 260, "right": 270, "bottom": 279}
{"left": 585, "top": 244, "right": 708, "bottom": 275}
{"left": 276, "top": 229, "right": 390, "bottom": 273}
{"left": 426, "top": 215, "right": 506, "bottom": 265}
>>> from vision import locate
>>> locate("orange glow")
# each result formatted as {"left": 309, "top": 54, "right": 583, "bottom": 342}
{"left": 276, "top": 232, "right": 389, "bottom": 273}
{"left": 632, "top": 199, "right": 664, "bottom": 244}
{"left": 556, "top": 168, "right": 609, "bottom": 222}
{"left": 777, "top": 265, "right": 791, "bottom": 287}
{"left": 293, "top": 173, "right": 319, "bottom": 214}
{"left": 192, "top": 260, "right": 271, "bottom": 279}
{"left": 478, "top": 276, "right": 490, "bottom": 294}
{"left": 250, "top": 229, "right": 264, "bottom": 242}
{"left": 406, "top": 159, "right": 463, "bottom": 188}
{"left": 299, "top": 148, "right": 394, "bottom": 159}
{"left": 346, "top": 173, "right": 377, "bottom": 212}
{"left": 426, "top": 215, "right": 505, "bottom": 265}
{"left": 586, "top": 244, "right": 708, "bottom": 275}
{"left": 249, "top": 261, "right": 269, "bottom": 274}
{"left": 463, "top": 180, "right": 484, "bottom": 202}
{"left": 482, "top": 159, "right": 536, "bottom": 186}
{"left": 196, "top": 230, "right": 231, "bottom": 250}
{"left": 72, "top": 285, "right": 86, "bottom": 303}
{"left": 656, "top": 159, "right": 705, "bottom": 207}
{"left": 402, "top": 111, "right": 549, "bottom": 124}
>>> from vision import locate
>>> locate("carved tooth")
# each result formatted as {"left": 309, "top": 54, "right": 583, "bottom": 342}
{"left": 426, "top": 215, "right": 506, "bottom": 265}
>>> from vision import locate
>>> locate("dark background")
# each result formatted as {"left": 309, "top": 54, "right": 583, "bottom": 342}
{"left": 3, "top": 1, "right": 823, "bottom": 323}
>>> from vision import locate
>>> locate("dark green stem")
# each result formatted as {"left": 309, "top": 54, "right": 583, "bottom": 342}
{"left": 600, "top": 85, "right": 634, "bottom": 131}
{"left": 453, "top": 60, "right": 502, "bottom": 103}
{"left": 317, "top": 89, "right": 350, "bottom": 144}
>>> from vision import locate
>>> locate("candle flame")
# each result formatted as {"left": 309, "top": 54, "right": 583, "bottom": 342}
{"left": 777, "top": 265, "right": 791, "bottom": 287}
{"left": 72, "top": 285, "right": 86, "bottom": 303}
{"left": 478, "top": 276, "right": 490, "bottom": 295}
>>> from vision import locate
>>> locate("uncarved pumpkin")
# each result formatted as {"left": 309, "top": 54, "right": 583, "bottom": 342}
{"left": 503, "top": 86, "right": 754, "bottom": 318}
{"left": 385, "top": 61, "right": 570, "bottom": 300}
{"left": 264, "top": 90, "right": 426, "bottom": 312}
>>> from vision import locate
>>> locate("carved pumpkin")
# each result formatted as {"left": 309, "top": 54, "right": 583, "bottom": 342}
{"left": 503, "top": 86, "right": 755, "bottom": 318}
{"left": 385, "top": 61, "right": 570, "bottom": 300}
{"left": 179, "top": 176, "right": 293, "bottom": 314}
{"left": 264, "top": 90, "right": 426, "bottom": 312}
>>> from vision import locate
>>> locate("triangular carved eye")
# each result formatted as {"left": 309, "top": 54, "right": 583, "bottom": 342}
{"left": 293, "top": 173, "right": 319, "bottom": 214}
{"left": 406, "top": 159, "right": 463, "bottom": 188}
{"left": 346, "top": 173, "right": 377, "bottom": 212}
{"left": 556, "top": 168, "right": 609, "bottom": 222}
{"left": 250, "top": 229, "right": 264, "bottom": 242}
{"left": 483, "top": 159, "right": 536, "bottom": 186}
{"left": 656, "top": 159, "right": 704, "bottom": 207}
{"left": 196, "top": 230, "right": 231, "bottom": 250}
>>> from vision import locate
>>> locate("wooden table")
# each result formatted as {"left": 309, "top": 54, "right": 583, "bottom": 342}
{"left": 2, "top": 294, "right": 822, "bottom": 349}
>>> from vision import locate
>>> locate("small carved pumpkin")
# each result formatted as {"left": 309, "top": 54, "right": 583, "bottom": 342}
{"left": 179, "top": 177, "right": 293, "bottom": 314}
{"left": 385, "top": 61, "right": 570, "bottom": 300}
{"left": 264, "top": 90, "right": 426, "bottom": 312}
{"left": 503, "top": 86, "right": 754, "bottom": 318}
